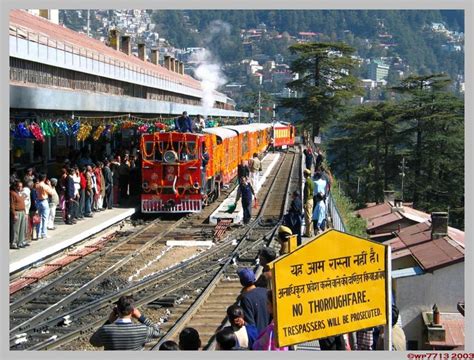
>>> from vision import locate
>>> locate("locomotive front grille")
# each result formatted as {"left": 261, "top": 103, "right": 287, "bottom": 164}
{"left": 141, "top": 199, "right": 202, "bottom": 213}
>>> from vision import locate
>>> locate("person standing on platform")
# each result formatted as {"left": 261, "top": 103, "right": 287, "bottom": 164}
{"left": 237, "top": 268, "right": 270, "bottom": 334}
{"left": 23, "top": 167, "right": 35, "bottom": 185}
{"left": 255, "top": 247, "right": 277, "bottom": 289}
{"left": 111, "top": 155, "right": 121, "bottom": 206}
{"left": 285, "top": 190, "right": 302, "bottom": 245}
{"left": 98, "top": 162, "right": 106, "bottom": 210}
{"left": 237, "top": 160, "right": 250, "bottom": 185}
{"left": 35, "top": 173, "right": 53, "bottom": 239}
{"left": 84, "top": 166, "right": 94, "bottom": 217}
{"left": 47, "top": 178, "right": 59, "bottom": 230}
{"left": 20, "top": 179, "right": 31, "bottom": 239}
{"left": 201, "top": 144, "right": 210, "bottom": 195}
{"left": 252, "top": 290, "right": 289, "bottom": 351}
{"left": 73, "top": 166, "right": 82, "bottom": 221}
{"left": 315, "top": 147, "right": 324, "bottom": 169}
{"left": 235, "top": 176, "right": 256, "bottom": 225}
{"left": 303, "top": 168, "right": 315, "bottom": 238}
{"left": 10, "top": 181, "right": 28, "bottom": 249}
{"left": 89, "top": 295, "right": 161, "bottom": 350}
{"left": 103, "top": 160, "right": 113, "bottom": 209}
{"left": 313, "top": 191, "right": 327, "bottom": 234}
{"left": 277, "top": 225, "right": 293, "bottom": 256}
{"left": 177, "top": 111, "right": 193, "bottom": 133}
{"left": 313, "top": 171, "right": 328, "bottom": 201}
{"left": 249, "top": 153, "right": 261, "bottom": 192}
{"left": 303, "top": 147, "right": 313, "bottom": 172}
{"left": 118, "top": 155, "right": 130, "bottom": 203}
{"left": 65, "top": 168, "right": 77, "bottom": 225}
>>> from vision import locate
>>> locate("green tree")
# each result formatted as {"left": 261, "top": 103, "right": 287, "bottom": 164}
{"left": 391, "top": 74, "right": 464, "bottom": 227}
{"left": 281, "top": 42, "right": 363, "bottom": 137}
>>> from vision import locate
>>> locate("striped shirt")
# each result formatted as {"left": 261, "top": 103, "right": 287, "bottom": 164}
{"left": 89, "top": 315, "right": 161, "bottom": 350}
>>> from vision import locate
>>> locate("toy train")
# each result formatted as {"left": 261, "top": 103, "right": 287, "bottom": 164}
{"left": 140, "top": 122, "right": 296, "bottom": 213}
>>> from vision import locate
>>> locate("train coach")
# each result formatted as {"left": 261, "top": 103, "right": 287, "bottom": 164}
{"left": 272, "top": 121, "right": 296, "bottom": 149}
{"left": 140, "top": 122, "right": 293, "bottom": 213}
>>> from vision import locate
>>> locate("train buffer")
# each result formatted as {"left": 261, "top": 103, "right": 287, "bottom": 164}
{"left": 213, "top": 219, "right": 233, "bottom": 240}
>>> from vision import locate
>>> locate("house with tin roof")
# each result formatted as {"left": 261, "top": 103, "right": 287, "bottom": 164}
{"left": 385, "top": 212, "right": 464, "bottom": 350}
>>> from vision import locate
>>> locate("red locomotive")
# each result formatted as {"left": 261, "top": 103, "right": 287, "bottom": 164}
{"left": 140, "top": 122, "right": 294, "bottom": 213}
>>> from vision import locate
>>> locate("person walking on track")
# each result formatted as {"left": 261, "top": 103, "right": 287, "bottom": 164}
{"left": 235, "top": 176, "right": 257, "bottom": 225}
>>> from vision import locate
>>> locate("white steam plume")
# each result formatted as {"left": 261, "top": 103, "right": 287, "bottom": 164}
{"left": 191, "top": 49, "right": 227, "bottom": 117}
{"left": 191, "top": 20, "right": 231, "bottom": 117}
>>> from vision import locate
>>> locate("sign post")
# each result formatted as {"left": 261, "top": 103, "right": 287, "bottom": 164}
{"left": 288, "top": 235, "right": 298, "bottom": 253}
{"left": 272, "top": 229, "right": 389, "bottom": 348}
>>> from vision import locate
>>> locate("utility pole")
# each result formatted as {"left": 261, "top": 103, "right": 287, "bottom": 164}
{"left": 399, "top": 157, "right": 406, "bottom": 201}
{"left": 87, "top": 9, "right": 90, "bottom": 37}
{"left": 258, "top": 91, "right": 261, "bottom": 123}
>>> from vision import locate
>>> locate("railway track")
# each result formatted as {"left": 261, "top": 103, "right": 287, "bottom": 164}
{"left": 9, "top": 149, "right": 300, "bottom": 351}
{"left": 150, "top": 148, "right": 302, "bottom": 350}
{"left": 9, "top": 180, "right": 236, "bottom": 350}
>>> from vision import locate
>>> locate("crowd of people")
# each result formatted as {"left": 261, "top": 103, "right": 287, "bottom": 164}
{"left": 9, "top": 149, "right": 141, "bottom": 250}
{"left": 89, "top": 248, "right": 405, "bottom": 351}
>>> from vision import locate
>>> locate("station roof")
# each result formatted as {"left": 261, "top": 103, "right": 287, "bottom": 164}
{"left": 9, "top": 10, "right": 202, "bottom": 92}
{"left": 202, "top": 127, "right": 237, "bottom": 140}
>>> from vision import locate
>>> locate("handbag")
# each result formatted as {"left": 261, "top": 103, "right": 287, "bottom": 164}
{"left": 32, "top": 213, "right": 41, "bottom": 225}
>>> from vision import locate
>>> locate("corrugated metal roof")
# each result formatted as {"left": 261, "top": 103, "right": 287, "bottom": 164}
{"left": 357, "top": 203, "right": 392, "bottom": 220}
{"left": 384, "top": 221, "right": 464, "bottom": 271}
{"left": 9, "top": 10, "right": 202, "bottom": 91}
{"left": 367, "top": 211, "right": 403, "bottom": 230}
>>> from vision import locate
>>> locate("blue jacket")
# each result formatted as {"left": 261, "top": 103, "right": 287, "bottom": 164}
{"left": 177, "top": 115, "right": 193, "bottom": 133}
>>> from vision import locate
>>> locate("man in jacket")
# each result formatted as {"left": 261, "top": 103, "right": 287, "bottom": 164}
{"left": 89, "top": 295, "right": 161, "bottom": 350}
{"left": 102, "top": 160, "right": 113, "bottom": 209}
{"left": 10, "top": 181, "right": 27, "bottom": 249}
{"left": 303, "top": 168, "right": 315, "bottom": 238}
{"left": 235, "top": 176, "right": 256, "bottom": 225}
{"left": 65, "top": 168, "right": 77, "bottom": 225}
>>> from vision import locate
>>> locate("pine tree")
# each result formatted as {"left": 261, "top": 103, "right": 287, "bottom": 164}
{"left": 280, "top": 42, "right": 363, "bottom": 137}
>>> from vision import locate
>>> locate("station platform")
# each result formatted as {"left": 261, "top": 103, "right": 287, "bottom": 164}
{"left": 9, "top": 204, "right": 138, "bottom": 274}
{"left": 209, "top": 153, "right": 281, "bottom": 225}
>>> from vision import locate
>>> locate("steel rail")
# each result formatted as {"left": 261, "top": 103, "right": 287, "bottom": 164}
{"left": 10, "top": 217, "right": 187, "bottom": 335}
{"left": 151, "top": 151, "right": 298, "bottom": 350}
{"left": 10, "top": 218, "right": 167, "bottom": 311}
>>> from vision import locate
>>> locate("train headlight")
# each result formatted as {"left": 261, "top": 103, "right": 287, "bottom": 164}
{"left": 142, "top": 181, "right": 149, "bottom": 190}
{"left": 164, "top": 150, "right": 178, "bottom": 163}
{"left": 193, "top": 182, "right": 200, "bottom": 189}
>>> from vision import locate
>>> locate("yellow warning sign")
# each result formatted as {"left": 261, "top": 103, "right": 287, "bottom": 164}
{"left": 272, "top": 229, "right": 388, "bottom": 347}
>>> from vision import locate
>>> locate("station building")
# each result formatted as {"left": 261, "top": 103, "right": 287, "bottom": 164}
{"left": 9, "top": 9, "right": 248, "bottom": 173}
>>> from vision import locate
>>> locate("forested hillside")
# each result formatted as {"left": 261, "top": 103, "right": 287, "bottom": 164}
{"left": 151, "top": 10, "right": 464, "bottom": 78}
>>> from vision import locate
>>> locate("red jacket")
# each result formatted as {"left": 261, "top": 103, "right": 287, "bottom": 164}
{"left": 79, "top": 172, "right": 87, "bottom": 189}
